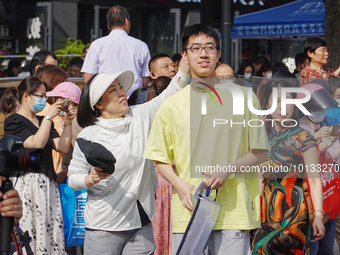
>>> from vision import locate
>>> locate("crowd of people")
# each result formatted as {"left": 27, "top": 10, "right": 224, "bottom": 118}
{"left": 1, "top": 4, "right": 340, "bottom": 255}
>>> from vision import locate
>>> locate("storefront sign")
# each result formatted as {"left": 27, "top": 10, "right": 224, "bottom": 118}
{"left": 232, "top": 23, "right": 324, "bottom": 37}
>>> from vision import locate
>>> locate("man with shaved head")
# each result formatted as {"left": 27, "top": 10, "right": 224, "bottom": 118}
{"left": 149, "top": 54, "right": 177, "bottom": 80}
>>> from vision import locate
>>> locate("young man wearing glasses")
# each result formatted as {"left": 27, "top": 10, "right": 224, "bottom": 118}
{"left": 144, "top": 24, "right": 269, "bottom": 254}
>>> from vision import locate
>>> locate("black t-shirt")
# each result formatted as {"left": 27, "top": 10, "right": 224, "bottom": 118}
{"left": 4, "top": 113, "right": 60, "bottom": 180}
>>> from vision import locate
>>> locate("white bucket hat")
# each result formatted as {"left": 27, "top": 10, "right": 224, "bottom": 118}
{"left": 89, "top": 71, "right": 134, "bottom": 110}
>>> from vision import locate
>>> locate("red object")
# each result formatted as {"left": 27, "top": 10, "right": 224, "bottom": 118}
{"left": 306, "top": 150, "right": 340, "bottom": 219}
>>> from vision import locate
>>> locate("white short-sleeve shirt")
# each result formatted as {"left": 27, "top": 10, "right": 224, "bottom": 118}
{"left": 81, "top": 29, "right": 151, "bottom": 97}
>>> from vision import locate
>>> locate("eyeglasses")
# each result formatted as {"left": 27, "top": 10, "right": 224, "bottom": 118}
{"left": 217, "top": 75, "right": 235, "bottom": 80}
{"left": 31, "top": 93, "right": 47, "bottom": 99}
{"left": 187, "top": 45, "right": 218, "bottom": 54}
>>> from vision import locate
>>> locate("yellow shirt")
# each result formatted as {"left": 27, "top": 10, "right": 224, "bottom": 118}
{"left": 144, "top": 82, "right": 269, "bottom": 232}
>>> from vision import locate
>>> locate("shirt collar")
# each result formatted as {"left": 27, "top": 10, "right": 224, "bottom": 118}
{"left": 109, "top": 29, "right": 128, "bottom": 36}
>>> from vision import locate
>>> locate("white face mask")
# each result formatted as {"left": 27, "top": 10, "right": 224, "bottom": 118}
{"left": 309, "top": 110, "right": 327, "bottom": 123}
{"left": 266, "top": 72, "right": 272, "bottom": 79}
{"left": 244, "top": 73, "right": 252, "bottom": 79}
{"left": 336, "top": 99, "right": 340, "bottom": 107}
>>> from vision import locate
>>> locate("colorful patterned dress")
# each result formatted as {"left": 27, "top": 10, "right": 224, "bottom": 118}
{"left": 300, "top": 65, "right": 335, "bottom": 86}
{"left": 252, "top": 125, "right": 317, "bottom": 255}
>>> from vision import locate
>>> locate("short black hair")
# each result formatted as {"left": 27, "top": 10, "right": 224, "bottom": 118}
{"left": 148, "top": 54, "right": 171, "bottom": 71}
{"left": 106, "top": 6, "right": 130, "bottom": 29}
{"left": 68, "top": 57, "right": 84, "bottom": 69}
{"left": 172, "top": 53, "right": 182, "bottom": 63}
{"left": 272, "top": 62, "right": 289, "bottom": 74}
{"left": 77, "top": 74, "right": 101, "bottom": 128}
{"left": 181, "top": 24, "right": 220, "bottom": 52}
{"left": 272, "top": 70, "right": 299, "bottom": 87}
{"left": 30, "top": 50, "right": 57, "bottom": 76}
{"left": 304, "top": 37, "right": 327, "bottom": 62}
{"left": 236, "top": 60, "right": 253, "bottom": 76}
{"left": 257, "top": 62, "right": 272, "bottom": 77}
{"left": 295, "top": 52, "right": 307, "bottom": 66}
{"left": 8, "top": 59, "right": 21, "bottom": 70}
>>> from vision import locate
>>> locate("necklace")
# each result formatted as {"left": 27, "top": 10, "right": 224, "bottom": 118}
{"left": 308, "top": 64, "right": 326, "bottom": 78}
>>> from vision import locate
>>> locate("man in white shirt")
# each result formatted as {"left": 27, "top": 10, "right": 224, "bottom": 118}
{"left": 81, "top": 6, "right": 151, "bottom": 97}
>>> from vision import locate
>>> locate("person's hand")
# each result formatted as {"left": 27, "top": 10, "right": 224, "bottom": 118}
{"left": 314, "top": 127, "right": 331, "bottom": 141}
{"left": 178, "top": 57, "right": 190, "bottom": 75}
{"left": 46, "top": 99, "right": 62, "bottom": 118}
{"left": 85, "top": 167, "right": 110, "bottom": 188}
{"left": 205, "top": 170, "right": 231, "bottom": 190}
{"left": 65, "top": 103, "right": 76, "bottom": 122}
{"left": 0, "top": 189, "right": 23, "bottom": 221}
{"left": 174, "top": 179, "right": 195, "bottom": 212}
{"left": 205, "top": 177, "right": 227, "bottom": 190}
{"left": 313, "top": 213, "right": 325, "bottom": 241}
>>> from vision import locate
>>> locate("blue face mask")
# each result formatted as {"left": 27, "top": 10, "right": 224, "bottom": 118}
{"left": 309, "top": 109, "right": 327, "bottom": 123}
{"left": 29, "top": 96, "right": 46, "bottom": 113}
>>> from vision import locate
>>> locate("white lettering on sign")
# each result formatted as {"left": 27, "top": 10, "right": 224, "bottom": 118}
{"left": 26, "top": 45, "right": 40, "bottom": 56}
{"left": 27, "top": 17, "right": 41, "bottom": 39}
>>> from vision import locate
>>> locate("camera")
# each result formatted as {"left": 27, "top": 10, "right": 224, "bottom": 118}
{"left": 0, "top": 135, "right": 44, "bottom": 178}
{"left": 59, "top": 98, "right": 71, "bottom": 117}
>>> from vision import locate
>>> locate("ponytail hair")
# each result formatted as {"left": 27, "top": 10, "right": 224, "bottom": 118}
{"left": 0, "top": 76, "right": 45, "bottom": 115}
{"left": 0, "top": 87, "right": 19, "bottom": 115}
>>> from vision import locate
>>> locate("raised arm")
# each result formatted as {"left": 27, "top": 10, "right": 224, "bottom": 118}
{"left": 133, "top": 59, "right": 190, "bottom": 120}
{"left": 53, "top": 102, "right": 76, "bottom": 154}
{"left": 23, "top": 100, "right": 63, "bottom": 148}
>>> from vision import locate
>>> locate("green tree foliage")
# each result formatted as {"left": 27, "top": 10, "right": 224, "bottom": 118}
{"left": 54, "top": 37, "right": 89, "bottom": 69}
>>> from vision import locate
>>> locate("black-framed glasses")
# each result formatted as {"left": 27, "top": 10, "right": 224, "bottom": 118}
{"left": 187, "top": 45, "right": 218, "bottom": 54}
{"left": 31, "top": 93, "right": 47, "bottom": 99}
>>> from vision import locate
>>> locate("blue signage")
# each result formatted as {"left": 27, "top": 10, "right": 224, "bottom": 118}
{"left": 231, "top": 0, "right": 325, "bottom": 38}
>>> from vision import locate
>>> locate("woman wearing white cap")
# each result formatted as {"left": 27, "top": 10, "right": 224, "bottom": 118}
{"left": 68, "top": 61, "right": 190, "bottom": 254}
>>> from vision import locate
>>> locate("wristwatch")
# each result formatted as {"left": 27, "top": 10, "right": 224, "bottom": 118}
{"left": 45, "top": 115, "right": 52, "bottom": 121}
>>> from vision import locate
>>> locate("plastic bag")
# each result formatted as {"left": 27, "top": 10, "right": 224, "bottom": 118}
{"left": 176, "top": 182, "right": 221, "bottom": 255}
{"left": 58, "top": 180, "right": 87, "bottom": 247}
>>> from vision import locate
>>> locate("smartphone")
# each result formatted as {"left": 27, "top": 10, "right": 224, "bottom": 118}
{"left": 331, "top": 125, "right": 340, "bottom": 136}
{"left": 61, "top": 98, "right": 71, "bottom": 112}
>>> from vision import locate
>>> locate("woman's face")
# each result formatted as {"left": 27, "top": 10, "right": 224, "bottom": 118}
{"left": 267, "top": 87, "right": 295, "bottom": 127}
{"left": 244, "top": 66, "right": 253, "bottom": 75}
{"left": 95, "top": 79, "right": 128, "bottom": 119}
{"left": 333, "top": 88, "right": 340, "bottom": 100}
{"left": 27, "top": 83, "right": 46, "bottom": 104}
{"left": 309, "top": 46, "right": 328, "bottom": 66}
